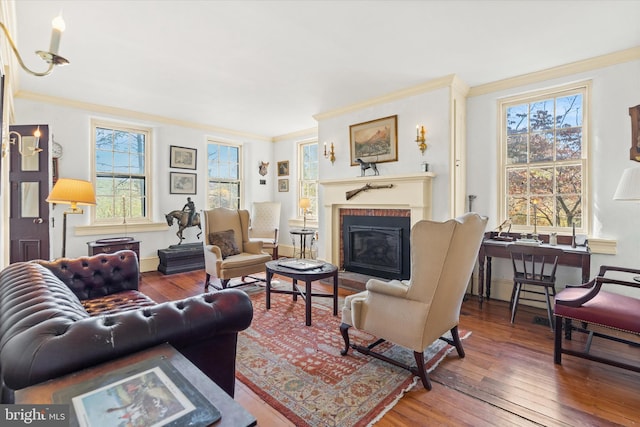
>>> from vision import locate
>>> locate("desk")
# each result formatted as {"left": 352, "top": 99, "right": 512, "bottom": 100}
{"left": 15, "top": 344, "right": 257, "bottom": 427}
{"left": 477, "top": 232, "right": 591, "bottom": 306}
{"left": 289, "top": 228, "right": 315, "bottom": 258}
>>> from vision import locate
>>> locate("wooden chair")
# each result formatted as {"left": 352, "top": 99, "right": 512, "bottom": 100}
{"left": 508, "top": 244, "right": 562, "bottom": 330}
{"left": 554, "top": 265, "right": 640, "bottom": 372}
{"left": 340, "top": 213, "right": 488, "bottom": 390}
{"left": 202, "top": 208, "right": 272, "bottom": 290}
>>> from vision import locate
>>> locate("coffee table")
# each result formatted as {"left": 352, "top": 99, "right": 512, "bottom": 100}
{"left": 265, "top": 259, "right": 338, "bottom": 326}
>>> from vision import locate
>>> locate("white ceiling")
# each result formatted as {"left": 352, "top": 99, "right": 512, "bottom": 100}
{"left": 11, "top": 0, "right": 640, "bottom": 139}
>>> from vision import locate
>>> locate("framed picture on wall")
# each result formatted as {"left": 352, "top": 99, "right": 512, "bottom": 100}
{"left": 277, "top": 160, "right": 289, "bottom": 176}
{"left": 629, "top": 104, "right": 640, "bottom": 162}
{"left": 170, "top": 172, "right": 197, "bottom": 194}
{"left": 278, "top": 179, "right": 289, "bottom": 192}
{"left": 170, "top": 145, "right": 197, "bottom": 170}
{"left": 349, "top": 115, "right": 398, "bottom": 166}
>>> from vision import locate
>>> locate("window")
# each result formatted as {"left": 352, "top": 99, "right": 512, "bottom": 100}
{"left": 93, "top": 120, "right": 150, "bottom": 223}
{"left": 299, "top": 141, "right": 318, "bottom": 218}
{"left": 500, "top": 83, "right": 588, "bottom": 233}
{"left": 207, "top": 141, "right": 241, "bottom": 209}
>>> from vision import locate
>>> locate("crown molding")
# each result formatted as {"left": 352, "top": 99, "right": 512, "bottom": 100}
{"left": 14, "top": 91, "right": 272, "bottom": 141}
{"left": 468, "top": 46, "right": 640, "bottom": 97}
{"left": 313, "top": 74, "right": 458, "bottom": 122}
{"left": 271, "top": 126, "right": 318, "bottom": 142}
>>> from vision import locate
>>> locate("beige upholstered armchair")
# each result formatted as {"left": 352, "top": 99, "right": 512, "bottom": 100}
{"left": 203, "top": 208, "right": 272, "bottom": 290}
{"left": 249, "top": 201, "right": 281, "bottom": 259}
{"left": 340, "top": 213, "right": 488, "bottom": 390}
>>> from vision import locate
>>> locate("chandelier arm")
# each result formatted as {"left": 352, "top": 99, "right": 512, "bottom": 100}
{"left": 0, "top": 22, "right": 55, "bottom": 77}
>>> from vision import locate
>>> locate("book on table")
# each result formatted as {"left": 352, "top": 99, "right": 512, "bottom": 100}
{"left": 277, "top": 258, "right": 325, "bottom": 271}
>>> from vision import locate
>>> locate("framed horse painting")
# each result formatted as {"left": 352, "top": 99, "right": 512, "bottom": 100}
{"left": 349, "top": 115, "right": 398, "bottom": 166}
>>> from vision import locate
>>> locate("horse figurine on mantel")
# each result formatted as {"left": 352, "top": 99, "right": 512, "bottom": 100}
{"left": 165, "top": 210, "right": 202, "bottom": 244}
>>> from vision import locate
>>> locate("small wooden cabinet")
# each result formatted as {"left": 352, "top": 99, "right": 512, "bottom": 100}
{"left": 87, "top": 237, "right": 140, "bottom": 260}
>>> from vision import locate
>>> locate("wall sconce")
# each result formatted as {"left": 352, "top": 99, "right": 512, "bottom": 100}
{"left": 323, "top": 142, "right": 336, "bottom": 164}
{"left": 299, "top": 198, "right": 311, "bottom": 230}
{"left": 0, "top": 14, "right": 70, "bottom": 77}
{"left": 416, "top": 125, "right": 427, "bottom": 154}
{"left": 1, "top": 127, "right": 42, "bottom": 158}
{"left": 46, "top": 178, "right": 96, "bottom": 257}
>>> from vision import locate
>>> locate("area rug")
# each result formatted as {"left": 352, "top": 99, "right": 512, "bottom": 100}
{"left": 236, "top": 290, "right": 471, "bottom": 427}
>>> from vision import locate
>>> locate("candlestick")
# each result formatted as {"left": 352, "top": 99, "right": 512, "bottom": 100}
{"left": 49, "top": 15, "right": 66, "bottom": 55}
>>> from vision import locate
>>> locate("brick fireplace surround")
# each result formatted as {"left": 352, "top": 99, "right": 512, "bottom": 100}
{"left": 319, "top": 173, "right": 435, "bottom": 266}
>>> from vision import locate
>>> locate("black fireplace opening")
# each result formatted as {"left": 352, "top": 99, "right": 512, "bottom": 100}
{"left": 343, "top": 215, "right": 410, "bottom": 280}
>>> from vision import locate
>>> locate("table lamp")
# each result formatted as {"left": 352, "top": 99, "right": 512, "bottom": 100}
{"left": 299, "top": 198, "right": 311, "bottom": 230}
{"left": 613, "top": 167, "right": 640, "bottom": 282}
{"left": 46, "top": 178, "right": 96, "bottom": 257}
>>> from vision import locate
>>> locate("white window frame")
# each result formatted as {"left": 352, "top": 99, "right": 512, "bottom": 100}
{"left": 91, "top": 119, "right": 152, "bottom": 225}
{"left": 298, "top": 140, "right": 318, "bottom": 221}
{"left": 498, "top": 82, "right": 590, "bottom": 235}
{"left": 206, "top": 140, "right": 242, "bottom": 209}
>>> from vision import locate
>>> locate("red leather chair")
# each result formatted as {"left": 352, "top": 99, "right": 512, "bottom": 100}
{"left": 554, "top": 265, "right": 640, "bottom": 372}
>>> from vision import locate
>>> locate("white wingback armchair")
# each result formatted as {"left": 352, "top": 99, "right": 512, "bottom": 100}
{"left": 340, "top": 213, "right": 488, "bottom": 390}
{"left": 203, "top": 208, "right": 272, "bottom": 290}
{"left": 249, "top": 202, "right": 281, "bottom": 259}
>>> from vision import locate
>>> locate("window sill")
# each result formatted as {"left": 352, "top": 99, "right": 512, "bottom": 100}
{"left": 75, "top": 222, "right": 168, "bottom": 236}
{"left": 288, "top": 218, "right": 318, "bottom": 230}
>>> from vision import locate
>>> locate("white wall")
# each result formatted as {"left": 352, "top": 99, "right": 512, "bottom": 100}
{"left": 467, "top": 59, "right": 640, "bottom": 297}
{"left": 13, "top": 98, "right": 275, "bottom": 266}
{"left": 311, "top": 86, "right": 454, "bottom": 262}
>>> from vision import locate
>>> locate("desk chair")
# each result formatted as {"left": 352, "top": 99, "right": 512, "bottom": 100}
{"left": 508, "top": 244, "right": 563, "bottom": 330}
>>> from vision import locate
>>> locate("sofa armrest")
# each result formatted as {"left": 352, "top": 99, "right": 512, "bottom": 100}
{"left": 35, "top": 250, "right": 140, "bottom": 300}
{"left": 1, "top": 289, "right": 252, "bottom": 396}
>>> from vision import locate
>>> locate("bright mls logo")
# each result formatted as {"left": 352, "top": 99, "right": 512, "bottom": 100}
{"left": 1, "top": 405, "right": 68, "bottom": 426}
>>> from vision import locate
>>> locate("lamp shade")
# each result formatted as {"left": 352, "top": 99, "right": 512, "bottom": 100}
{"left": 299, "top": 198, "right": 311, "bottom": 209}
{"left": 46, "top": 178, "right": 96, "bottom": 209}
{"left": 613, "top": 167, "right": 640, "bottom": 201}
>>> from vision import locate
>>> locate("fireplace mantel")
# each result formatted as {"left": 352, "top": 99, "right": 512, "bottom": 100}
{"left": 319, "top": 173, "right": 435, "bottom": 265}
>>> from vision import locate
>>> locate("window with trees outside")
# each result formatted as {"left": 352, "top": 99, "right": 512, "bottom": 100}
{"left": 299, "top": 141, "right": 318, "bottom": 219}
{"left": 93, "top": 120, "right": 150, "bottom": 223}
{"left": 207, "top": 141, "right": 241, "bottom": 209}
{"left": 500, "top": 83, "right": 588, "bottom": 233}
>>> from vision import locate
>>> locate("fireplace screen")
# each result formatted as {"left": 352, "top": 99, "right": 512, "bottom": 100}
{"left": 343, "top": 215, "right": 410, "bottom": 280}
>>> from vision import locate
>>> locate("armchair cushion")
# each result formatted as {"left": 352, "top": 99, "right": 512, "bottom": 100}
{"left": 209, "top": 229, "right": 240, "bottom": 258}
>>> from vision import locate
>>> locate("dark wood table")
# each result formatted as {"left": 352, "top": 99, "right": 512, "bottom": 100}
{"left": 265, "top": 259, "right": 338, "bottom": 326}
{"left": 477, "top": 232, "right": 591, "bottom": 306}
{"left": 15, "top": 343, "right": 256, "bottom": 427}
{"left": 289, "top": 228, "right": 316, "bottom": 258}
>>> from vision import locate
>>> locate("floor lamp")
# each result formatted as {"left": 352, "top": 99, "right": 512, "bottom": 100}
{"left": 613, "top": 167, "right": 640, "bottom": 282}
{"left": 46, "top": 178, "right": 96, "bottom": 257}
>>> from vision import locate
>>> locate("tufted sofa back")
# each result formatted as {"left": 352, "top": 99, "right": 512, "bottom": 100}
{"left": 34, "top": 250, "right": 139, "bottom": 300}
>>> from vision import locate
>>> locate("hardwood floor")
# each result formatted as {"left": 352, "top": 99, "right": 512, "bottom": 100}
{"left": 140, "top": 270, "right": 640, "bottom": 426}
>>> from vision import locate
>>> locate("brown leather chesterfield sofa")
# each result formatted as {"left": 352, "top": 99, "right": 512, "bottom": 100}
{"left": 0, "top": 250, "right": 253, "bottom": 403}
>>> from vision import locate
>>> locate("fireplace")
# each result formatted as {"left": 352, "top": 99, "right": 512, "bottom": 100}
{"left": 342, "top": 214, "right": 411, "bottom": 279}
{"left": 319, "top": 173, "right": 434, "bottom": 272}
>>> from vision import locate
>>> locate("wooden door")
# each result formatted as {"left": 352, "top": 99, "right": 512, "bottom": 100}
{"left": 9, "top": 124, "right": 50, "bottom": 262}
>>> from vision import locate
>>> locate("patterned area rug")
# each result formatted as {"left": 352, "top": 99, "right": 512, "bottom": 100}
{"left": 236, "top": 289, "right": 471, "bottom": 427}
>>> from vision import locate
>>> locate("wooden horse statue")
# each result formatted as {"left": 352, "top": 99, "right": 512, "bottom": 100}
{"left": 165, "top": 210, "right": 202, "bottom": 244}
